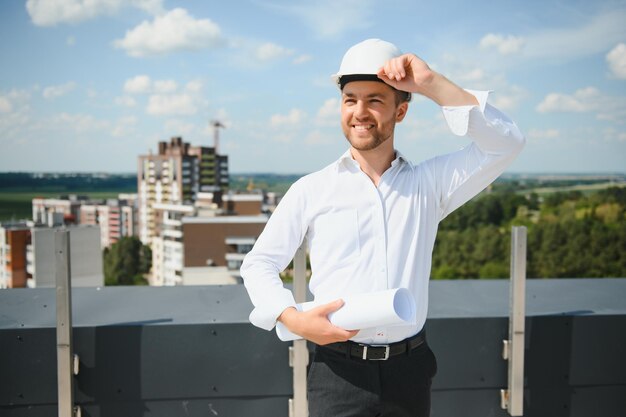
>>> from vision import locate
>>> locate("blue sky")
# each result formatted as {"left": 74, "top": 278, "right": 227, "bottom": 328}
{"left": 1, "top": 0, "right": 625, "bottom": 174}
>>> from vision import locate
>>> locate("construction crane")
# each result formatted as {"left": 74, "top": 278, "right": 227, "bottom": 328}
{"left": 210, "top": 120, "right": 225, "bottom": 154}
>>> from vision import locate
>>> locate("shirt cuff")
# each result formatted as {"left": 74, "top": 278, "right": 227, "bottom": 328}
{"left": 441, "top": 89, "right": 491, "bottom": 136}
{"left": 248, "top": 292, "right": 297, "bottom": 331}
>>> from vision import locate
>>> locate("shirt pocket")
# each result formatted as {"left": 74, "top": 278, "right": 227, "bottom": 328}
{"left": 310, "top": 209, "right": 360, "bottom": 269}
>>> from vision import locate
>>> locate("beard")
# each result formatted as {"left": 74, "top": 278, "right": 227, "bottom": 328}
{"left": 342, "top": 119, "right": 396, "bottom": 151}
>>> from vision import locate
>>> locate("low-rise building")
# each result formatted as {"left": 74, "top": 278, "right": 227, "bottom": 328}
{"left": 27, "top": 226, "right": 104, "bottom": 288}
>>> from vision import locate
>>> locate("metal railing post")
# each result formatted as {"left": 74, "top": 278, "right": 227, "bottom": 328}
{"left": 288, "top": 242, "right": 309, "bottom": 417}
{"left": 56, "top": 230, "right": 79, "bottom": 417}
{"left": 501, "top": 226, "right": 526, "bottom": 416}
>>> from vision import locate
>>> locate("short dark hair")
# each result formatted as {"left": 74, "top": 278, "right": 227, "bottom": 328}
{"left": 393, "top": 90, "right": 411, "bottom": 105}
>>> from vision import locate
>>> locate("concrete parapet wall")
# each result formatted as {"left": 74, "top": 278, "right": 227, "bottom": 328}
{"left": 1, "top": 280, "right": 625, "bottom": 416}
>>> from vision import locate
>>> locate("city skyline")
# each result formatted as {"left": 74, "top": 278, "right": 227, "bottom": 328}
{"left": 1, "top": 0, "right": 626, "bottom": 174}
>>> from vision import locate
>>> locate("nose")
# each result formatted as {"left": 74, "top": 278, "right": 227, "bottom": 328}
{"left": 354, "top": 100, "right": 369, "bottom": 119}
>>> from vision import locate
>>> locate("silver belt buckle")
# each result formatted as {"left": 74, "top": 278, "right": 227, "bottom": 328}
{"left": 361, "top": 344, "right": 390, "bottom": 360}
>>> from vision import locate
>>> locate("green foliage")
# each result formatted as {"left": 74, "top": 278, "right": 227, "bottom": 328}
{"left": 103, "top": 237, "right": 151, "bottom": 286}
{"left": 433, "top": 186, "right": 626, "bottom": 279}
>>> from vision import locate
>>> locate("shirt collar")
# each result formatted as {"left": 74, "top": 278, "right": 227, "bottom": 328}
{"left": 337, "top": 148, "right": 410, "bottom": 171}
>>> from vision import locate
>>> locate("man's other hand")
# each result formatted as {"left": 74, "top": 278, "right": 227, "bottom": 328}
{"left": 278, "top": 299, "right": 359, "bottom": 345}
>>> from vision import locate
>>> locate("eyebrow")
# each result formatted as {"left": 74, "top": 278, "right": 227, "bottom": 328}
{"left": 342, "top": 92, "right": 386, "bottom": 99}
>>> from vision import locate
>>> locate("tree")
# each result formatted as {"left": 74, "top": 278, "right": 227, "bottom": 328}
{"left": 103, "top": 237, "right": 151, "bottom": 285}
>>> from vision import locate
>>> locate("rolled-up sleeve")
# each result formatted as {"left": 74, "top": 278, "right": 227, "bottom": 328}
{"left": 240, "top": 179, "right": 308, "bottom": 331}
{"left": 427, "top": 90, "right": 526, "bottom": 220}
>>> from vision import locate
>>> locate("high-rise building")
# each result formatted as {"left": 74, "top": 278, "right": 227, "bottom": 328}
{"left": 137, "top": 137, "right": 229, "bottom": 244}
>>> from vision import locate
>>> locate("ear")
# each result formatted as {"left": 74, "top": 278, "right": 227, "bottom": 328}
{"left": 395, "top": 101, "right": 408, "bottom": 123}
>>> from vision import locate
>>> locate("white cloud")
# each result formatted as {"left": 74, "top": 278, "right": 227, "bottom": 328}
{"left": 112, "top": 116, "right": 137, "bottom": 137}
{"left": 132, "top": 0, "right": 164, "bottom": 15}
{"left": 266, "top": 0, "right": 375, "bottom": 38}
{"left": 164, "top": 119, "right": 196, "bottom": 136}
{"left": 270, "top": 108, "right": 305, "bottom": 127}
{"left": 154, "top": 80, "right": 178, "bottom": 93}
{"left": 606, "top": 43, "right": 626, "bottom": 79}
{"left": 457, "top": 68, "right": 485, "bottom": 83}
{"left": 480, "top": 33, "right": 525, "bottom": 55}
{"left": 114, "top": 95, "right": 137, "bottom": 107}
{"left": 316, "top": 98, "right": 340, "bottom": 126}
{"left": 0, "top": 96, "right": 12, "bottom": 113}
{"left": 26, "top": 0, "right": 164, "bottom": 26}
{"left": 114, "top": 8, "right": 223, "bottom": 57}
{"left": 255, "top": 42, "right": 294, "bottom": 62}
{"left": 527, "top": 128, "right": 560, "bottom": 140}
{"left": 293, "top": 54, "right": 312, "bottom": 65}
{"left": 185, "top": 80, "right": 204, "bottom": 93}
{"left": 0, "top": 90, "right": 32, "bottom": 134}
{"left": 536, "top": 87, "right": 600, "bottom": 113}
{"left": 491, "top": 85, "right": 528, "bottom": 111}
{"left": 123, "top": 76, "right": 178, "bottom": 94}
{"left": 124, "top": 75, "right": 152, "bottom": 94}
{"left": 53, "top": 112, "right": 110, "bottom": 133}
{"left": 603, "top": 127, "right": 626, "bottom": 142}
{"left": 147, "top": 93, "right": 197, "bottom": 115}
{"left": 42, "top": 82, "right": 76, "bottom": 99}
{"left": 304, "top": 130, "right": 333, "bottom": 146}
{"left": 522, "top": 9, "right": 626, "bottom": 63}
{"left": 536, "top": 86, "right": 626, "bottom": 123}
{"left": 66, "top": 36, "right": 75, "bottom": 46}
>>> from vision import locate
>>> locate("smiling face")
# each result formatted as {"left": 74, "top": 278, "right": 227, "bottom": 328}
{"left": 340, "top": 81, "right": 408, "bottom": 152}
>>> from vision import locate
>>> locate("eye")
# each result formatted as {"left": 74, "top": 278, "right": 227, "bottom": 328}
{"left": 343, "top": 98, "right": 356, "bottom": 105}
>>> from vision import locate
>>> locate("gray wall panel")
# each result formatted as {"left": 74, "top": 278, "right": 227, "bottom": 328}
{"left": 431, "top": 390, "right": 510, "bottom": 417}
{"left": 0, "top": 328, "right": 57, "bottom": 406}
{"left": 570, "top": 315, "right": 626, "bottom": 385}
{"left": 427, "top": 318, "right": 508, "bottom": 390}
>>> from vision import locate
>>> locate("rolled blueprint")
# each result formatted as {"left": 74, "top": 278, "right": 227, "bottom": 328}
{"left": 276, "top": 288, "right": 416, "bottom": 342}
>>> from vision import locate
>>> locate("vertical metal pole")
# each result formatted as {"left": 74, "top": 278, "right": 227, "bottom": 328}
{"left": 56, "top": 229, "right": 75, "bottom": 417}
{"left": 501, "top": 226, "right": 526, "bottom": 416}
{"left": 289, "top": 242, "right": 309, "bottom": 417}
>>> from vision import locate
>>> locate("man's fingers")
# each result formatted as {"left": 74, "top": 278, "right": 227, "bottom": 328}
{"left": 378, "top": 56, "right": 408, "bottom": 81}
{"left": 317, "top": 298, "right": 345, "bottom": 314}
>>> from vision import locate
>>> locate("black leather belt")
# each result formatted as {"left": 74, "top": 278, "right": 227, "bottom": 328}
{"left": 321, "top": 331, "right": 426, "bottom": 361}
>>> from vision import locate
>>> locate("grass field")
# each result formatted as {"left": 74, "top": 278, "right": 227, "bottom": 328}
{"left": 0, "top": 191, "right": 123, "bottom": 222}
{"left": 520, "top": 181, "right": 626, "bottom": 196}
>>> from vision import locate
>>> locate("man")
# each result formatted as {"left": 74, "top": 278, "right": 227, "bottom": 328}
{"left": 241, "top": 39, "right": 525, "bottom": 416}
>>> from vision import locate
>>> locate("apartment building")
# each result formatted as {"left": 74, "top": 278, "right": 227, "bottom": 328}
{"left": 149, "top": 203, "right": 195, "bottom": 286}
{"left": 79, "top": 196, "right": 138, "bottom": 248}
{"left": 137, "top": 137, "right": 229, "bottom": 245}
{"left": 147, "top": 191, "right": 268, "bottom": 286}
{"left": 182, "top": 214, "right": 267, "bottom": 284}
{"left": 32, "top": 195, "right": 87, "bottom": 225}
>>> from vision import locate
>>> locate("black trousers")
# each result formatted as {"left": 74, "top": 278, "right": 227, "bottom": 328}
{"left": 307, "top": 340, "right": 438, "bottom": 417}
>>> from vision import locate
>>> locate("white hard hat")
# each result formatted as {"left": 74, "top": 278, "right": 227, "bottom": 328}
{"left": 332, "top": 38, "right": 402, "bottom": 88}
{"left": 331, "top": 38, "right": 411, "bottom": 101}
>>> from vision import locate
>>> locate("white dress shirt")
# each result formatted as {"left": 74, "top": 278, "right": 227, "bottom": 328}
{"left": 241, "top": 90, "right": 525, "bottom": 344}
